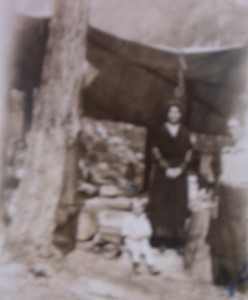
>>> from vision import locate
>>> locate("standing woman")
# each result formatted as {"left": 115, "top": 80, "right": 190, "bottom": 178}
{"left": 148, "top": 100, "right": 193, "bottom": 247}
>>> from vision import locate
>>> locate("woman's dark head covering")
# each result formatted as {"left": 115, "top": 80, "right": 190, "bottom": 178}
{"left": 162, "top": 99, "right": 186, "bottom": 124}
{"left": 165, "top": 99, "right": 185, "bottom": 115}
{"left": 154, "top": 99, "right": 186, "bottom": 127}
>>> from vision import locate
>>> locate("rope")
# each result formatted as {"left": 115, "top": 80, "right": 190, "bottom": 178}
{"left": 174, "top": 55, "right": 187, "bottom": 99}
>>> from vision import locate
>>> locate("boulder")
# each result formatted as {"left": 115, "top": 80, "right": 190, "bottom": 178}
{"left": 84, "top": 197, "right": 131, "bottom": 212}
{"left": 77, "top": 210, "right": 97, "bottom": 241}
{"left": 77, "top": 181, "right": 98, "bottom": 197}
{"left": 95, "top": 122, "right": 108, "bottom": 139}
{"left": 99, "top": 185, "right": 122, "bottom": 197}
{"left": 108, "top": 136, "right": 123, "bottom": 145}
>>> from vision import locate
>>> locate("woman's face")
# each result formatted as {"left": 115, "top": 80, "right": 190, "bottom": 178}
{"left": 227, "top": 119, "right": 243, "bottom": 143}
{"left": 167, "top": 106, "right": 182, "bottom": 124}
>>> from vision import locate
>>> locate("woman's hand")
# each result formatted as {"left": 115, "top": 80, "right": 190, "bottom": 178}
{"left": 165, "top": 167, "right": 183, "bottom": 178}
{"left": 159, "top": 159, "right": 169, "bottom": 169}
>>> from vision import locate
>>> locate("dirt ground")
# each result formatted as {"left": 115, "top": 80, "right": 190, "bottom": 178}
{"left": 0, "top": 245, "right": 246, "bottom": 300}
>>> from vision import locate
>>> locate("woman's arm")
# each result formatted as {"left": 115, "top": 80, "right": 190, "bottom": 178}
{"left": 180, "top": 132, "right": 196, "bottom": 171}
{"left": 180, "top": 149, "right": 192, "bottom": 171}
{"left": 152, "top": 147, "right": 170, "bottom": 169}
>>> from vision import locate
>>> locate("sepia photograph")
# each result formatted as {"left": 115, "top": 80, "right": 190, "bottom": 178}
{"left": 0, "top": 0, "right": 248, "bottom": 299}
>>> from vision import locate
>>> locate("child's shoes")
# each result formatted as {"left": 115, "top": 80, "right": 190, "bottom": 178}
{"left": 132, "top": 262, "right": 141, "bottom": 275}
{"left": 147, "top": 265, "right": 161, "bottom": 276}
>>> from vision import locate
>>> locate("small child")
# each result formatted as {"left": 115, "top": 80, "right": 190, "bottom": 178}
{"left": 184, "top": 178, "right": 218, "bottom": 272}
{"left": 122, "top": 197, "right": 160, "bottom": 275}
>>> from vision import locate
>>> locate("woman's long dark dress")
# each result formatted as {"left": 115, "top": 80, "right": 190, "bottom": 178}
{"left": 148, "top": 125, "right": 191, "bottom": 242}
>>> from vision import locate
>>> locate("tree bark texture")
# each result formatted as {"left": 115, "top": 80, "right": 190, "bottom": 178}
{"left": 0, "top": 1, "right": 16, "bottom": 250}
{"left": 6, "top": 0, "right": 89, "bottom": 258}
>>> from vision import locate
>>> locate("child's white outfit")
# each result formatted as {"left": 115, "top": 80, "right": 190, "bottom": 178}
{"left": 122, "top": 213, "right": 154, "bottom": 267}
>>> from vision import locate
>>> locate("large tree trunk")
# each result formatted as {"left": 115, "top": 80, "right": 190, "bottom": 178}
{"left": 6, "top": 0, "right": 89, "bottom": 259}
{"left": 0, "top": 1, "right": 16, "bottom": 248}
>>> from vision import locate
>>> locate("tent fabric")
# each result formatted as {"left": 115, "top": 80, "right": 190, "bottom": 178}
{"left": 83, "top": 27, "right": 248, "bottom": 134}
{"left": 89, "top": 0, "right": 248, "bottom": 49}
{"left": 12, "top": 15, "right": 248, "bottom": 134}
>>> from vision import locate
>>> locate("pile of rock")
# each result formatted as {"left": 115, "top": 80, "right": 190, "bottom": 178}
{"left": 55, "top": 117, "right": 146, "bottom": 252}
{"left": 78, "top": 117, "right": 146, "bottom": 198}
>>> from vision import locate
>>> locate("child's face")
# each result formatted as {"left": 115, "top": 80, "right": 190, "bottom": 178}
{"left": 199, "top": 188, "right": 212, "bottom": 201}
{"left": 132, "top": 203, "right": 144, "bottom": 216}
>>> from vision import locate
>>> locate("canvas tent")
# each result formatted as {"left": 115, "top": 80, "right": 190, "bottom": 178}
{"left": 82, "top": 0, "right": 248, "bottom": 134}
{"left": 13, "top": 0, "right": 248, "bottom": 134}
{"left": 84, "top": 27, "right": 248, "bottom": 134}
{"left": 14, "top": 0, "right": 247, "bottom": 134}
{"left": 13, "top": 20, "right": 248, "bottom": 134}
